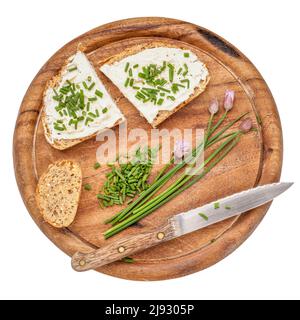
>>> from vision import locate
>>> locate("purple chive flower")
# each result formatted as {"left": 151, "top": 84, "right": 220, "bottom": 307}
{"left": 224, "top": 90, "right": 235, "bottom": 111}
{"left": 239, "top": 118, "right": 253, "bottom": 133}
{"left": 209, "top": 98, "right": 219, "bottom": 115}
{"left": 174, "top": 140, "right": 191, "bottom": 159}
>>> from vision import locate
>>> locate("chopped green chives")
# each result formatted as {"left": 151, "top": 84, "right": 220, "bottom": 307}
{"left": 59, "top": 87, "right": 69, "bottom": 94}
{"left": 142, "top": 87, "right": 159, "bottom": 93}
{"left": 95, "top": 109, "right": 100, "bottom": 117}
{"left": 68, "top": 66, "right": 77, "bottom": 72}
{"left": 141, "top": 90, "right": 150, "bottom": 97}
{"left": 168, "top": 63, "right": 174, "bottom": 82}
{"left": 167, "top": 95, "right": 176, "bottom": 101}
{"left": 53, "top": 95, "right": 61, "bottom": 102}
{"left": 88, "top": 82, "right": 95, "bottom": 91}
{"left": 136, "top": 92, "right": 146, "bottom": 100}
{"left": 56, "top": 122, "right": 66, "bottom": 131}
{"left": 87, "top": 76, "right": 92, "bottom": 82}
{"left": 180, "top": 79, "right": 190, "bottom": 89}
{"left": 121, "top": 60, "right": 191, "bottom": 107}
{"left": 102, "top": 107, "right": 108, "bottom": 114}
{"left": 183, "top": 63, "right": 189, "bottom": 76}
{"left": 85, "top": 117, "right": 94, "bottom": 125}
{"left": 157, "top": 86, "right": 171, "bottom": 93}
{"left": 199, "top": 213, "right": 208, "bottom": 221}
{"left": 184, "top": 52, "right": 190, "bottom": 58}
{"left": 171, "top": 84, "right": 178, "bottom": 94}
{"left": 98, "top": 147, "right": 154, "bottom": 208}
{"left": 70, "top": 110, "right": 77, "bottom": 119}
{"left": 80, "top": 90, "right": 84, "bottom": 105}
{"left": 53, "top": 126, "right": 65, "bottom": 131}
{"left": 151, "top": 97, "right": 157, "bottom": 105}
{"left": 56, "top": 119, "right": 63, "bottom": 124}
{"left": 63, "top": 109, "right": 68, "bottom": 116}
{"left": 161, "top": 61, "right": 167, "bottom": 72}
{"left": 143, "top": 66, "right": 149, "bottom": 77}
{"left": 155, "top": 78, "right": 167, "bottom": 86}
{"left": 84, "top": 184, "right": 92, "bottom": 191}
{"left": 157, "top": 98, "right": 164, "bottom": 106}
{"left": 214, "top": 202, "right": 220, "bottom": 209}
{"left": 225, "top": 205, "right": 231, "bottom": 210}
{"left": 86, "top": 102, "right": 90, "bottom": 112}
{"left": 83, "top": 81, "right": 88, "bottom": 90}
{"left": 124, "top": 78, "right": 130, "bottom": 87}
{"left": 138, "top": 72, "right": 146, "bottom": 79}
{"left": 59, "top": 111, "right": 63, "bottom": 117}
{"left": 123, "top": 257, "right": 134, "bottom": 263}
{"left": 88, "top": 112, "right": 97, "bottom": 118}
{"left": 88, "top": 97, "right": 97, "bottom": 102}
{"left": 94, "top": 162, "right": 101, "bottom": 170}
{"left": 95, "top": 89, "right": 103, "bottom": 98}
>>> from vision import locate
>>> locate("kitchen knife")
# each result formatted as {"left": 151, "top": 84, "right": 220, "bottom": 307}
{"left": 72, "top": 182, "right": 292, "bottom": 271}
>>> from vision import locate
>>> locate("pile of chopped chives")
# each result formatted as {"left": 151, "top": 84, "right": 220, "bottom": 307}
{"left": 52, "top": 73, "right": 106, "bottom": 132}
{"left": 123, "top": 52, "right": 191, "bottom": 106}
{"left": 97, "top": 147, "right": 158, "bottom": 208}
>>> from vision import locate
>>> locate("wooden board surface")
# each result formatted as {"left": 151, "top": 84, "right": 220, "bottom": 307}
{"left": 13, "top": 17, "right": 282, "bottom": 281}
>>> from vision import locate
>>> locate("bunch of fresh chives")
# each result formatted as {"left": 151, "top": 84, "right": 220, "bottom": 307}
{"left": 104, "top": 91, "right": 253, "bottom": 238}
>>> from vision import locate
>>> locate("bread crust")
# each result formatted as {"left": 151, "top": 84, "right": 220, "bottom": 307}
{"left": 101, "top": 39, "right": 210, "bottom": 127}
{"left": 36, "top": 160, "right": 82, "bottom": 228}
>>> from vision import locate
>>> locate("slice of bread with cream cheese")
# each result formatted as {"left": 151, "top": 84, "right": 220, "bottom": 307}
{"left": 100, "top": 41, "right": 210, "bottom": 127}
{"left": 42, "top": 51, "right": 125, "bottom": 150}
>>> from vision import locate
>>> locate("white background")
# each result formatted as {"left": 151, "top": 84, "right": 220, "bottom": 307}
{"left": 1, "top": 0, "right": 299, "bottom": 300}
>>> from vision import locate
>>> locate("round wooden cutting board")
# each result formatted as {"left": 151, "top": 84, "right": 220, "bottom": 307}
{"left": 13, "top": 17, "right": 282, "bottom": 281}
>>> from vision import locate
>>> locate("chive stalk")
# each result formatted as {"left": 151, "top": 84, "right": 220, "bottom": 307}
{"left": 104, "top": 137, "right": 240, "bottom": 238}
{"left": 104, "top": 109, "right": 252, "bottom": 236}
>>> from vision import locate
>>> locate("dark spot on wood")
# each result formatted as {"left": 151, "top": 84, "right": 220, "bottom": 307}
{"left": 19, "top": 109, "right": 40, "bottom": 116}
{"left": 198, "top": 29, "right": 240, "bottom": 58}
{"left": 263, "top": 145, "right": 274, "bottom": 159}
{"left": 134, "top": 222, "right": 144, "bottom": 228}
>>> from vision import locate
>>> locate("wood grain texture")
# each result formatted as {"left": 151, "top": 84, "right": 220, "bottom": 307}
{"left": 72, "top": 220, "right": 177, "bottom": 271}
{"left": 13, "top": 17, "right": 283, "bottom": 281}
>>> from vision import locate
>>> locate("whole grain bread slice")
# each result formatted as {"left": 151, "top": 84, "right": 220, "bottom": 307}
{"left": 100, "top": 40, "right": 210, "bottom": 127}
{"left": 36, "top": 160, "right": 82, "bottom": 228}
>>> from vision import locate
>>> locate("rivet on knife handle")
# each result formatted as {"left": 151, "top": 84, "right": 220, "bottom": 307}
{"left": 71, "top": 219, "right": 177, "bottom": 272}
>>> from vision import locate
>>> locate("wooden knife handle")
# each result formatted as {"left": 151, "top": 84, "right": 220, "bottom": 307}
{"left": 71, "top": 220, "right": 177, "bottom": 272}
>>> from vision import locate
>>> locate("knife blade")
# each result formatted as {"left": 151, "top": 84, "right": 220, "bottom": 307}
{"left": 172, "top": 182, "right": 293, "bottom": 237}
{"left": 72, "top": 182, "right": 292, "bottom": 271}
